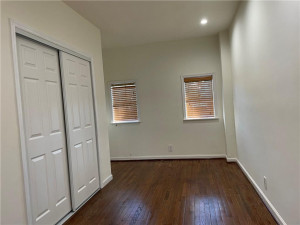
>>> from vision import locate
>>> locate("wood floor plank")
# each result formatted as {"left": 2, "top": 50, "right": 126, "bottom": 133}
{"left": 65, "top": 159, "right": 277, "bottom": 225}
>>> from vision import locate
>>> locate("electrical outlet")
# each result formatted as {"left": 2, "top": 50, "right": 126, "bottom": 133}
{"left": 263, "top": 176, "right": 267, "bottom": 190}
{"left": 168, "top": 145, "right": 173, "bottom": 152}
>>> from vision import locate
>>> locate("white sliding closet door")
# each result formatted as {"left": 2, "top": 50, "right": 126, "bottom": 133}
{"left": 60, "top": 52, "right": 100, "bottom": 209}
{"left": 17, "top": 36, "right": 71, "bottom": 224}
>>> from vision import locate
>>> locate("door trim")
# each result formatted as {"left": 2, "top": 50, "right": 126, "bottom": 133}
{"left": 10, "top": 19, "right": 102, "bottom": 224}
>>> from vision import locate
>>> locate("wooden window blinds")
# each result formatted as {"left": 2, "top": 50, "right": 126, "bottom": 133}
{"left": 183, "top": 75, "right": 215, "bottom": 119}
{"left": 110, "top": 82, "right": 139, "bottom": 122}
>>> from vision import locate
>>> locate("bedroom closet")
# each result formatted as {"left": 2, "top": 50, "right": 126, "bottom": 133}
{"left": 16, "top": 35, "right": 100, "bottom": 224}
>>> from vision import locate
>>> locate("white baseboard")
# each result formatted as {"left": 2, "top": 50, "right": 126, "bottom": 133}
{"left": 101, "top": 174, "right": 113, "bottom": 188}
{"left": 226, "top": 157, "right": 237, "bottom": 162}
{"left": 111, "top": 154, "right": 226, "bottom": 161}
{"left": 236, "top": 160, "right": 287, "bottom": 225}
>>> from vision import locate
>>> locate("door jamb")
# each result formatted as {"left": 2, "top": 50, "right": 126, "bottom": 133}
{"left": 10, "top": 19, "right": 103, "bottom": 224}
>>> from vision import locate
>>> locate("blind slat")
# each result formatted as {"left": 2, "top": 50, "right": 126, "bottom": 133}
{"left": 111, "top": 82, "right": 138, "bottom": 122}
{"left": 184, "top": 76, "right": 215, "bottom": 119}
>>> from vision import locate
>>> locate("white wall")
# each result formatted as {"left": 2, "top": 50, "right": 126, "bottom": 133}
{"left": 219, "top": 30, "right": 237, "bottom": 160}
{"left": 1, "top": 1, "right": 112, "bottom": 224}
{"left": 103, "top": 36, "right": 227, "bottom": 159}
{"left": 230, "top": 1, "right": 300, "bottom": 224}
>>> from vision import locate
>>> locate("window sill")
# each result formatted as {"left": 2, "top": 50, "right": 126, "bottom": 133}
{"left": 184, "top": 117, "right": 219, "bottom": 121}
{"left": 111, "top": 120, "right": 141, "bottom": 125}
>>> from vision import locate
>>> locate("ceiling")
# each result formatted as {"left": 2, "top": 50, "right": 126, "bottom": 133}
{"left": 64, "top": 1, "right": 239, "bottom": 49}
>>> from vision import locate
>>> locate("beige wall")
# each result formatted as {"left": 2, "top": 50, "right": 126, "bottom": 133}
{"left": 1, "top": 1, "right": 111, "bottom": 224}
{"left": 103, "top": 36, "right": 227, "bottom": 159}
{"left": 230, "top": 1, "right": 299, "bottom": 224}
{"left": 219, "top": 30, "right": 237, "bottom": 159}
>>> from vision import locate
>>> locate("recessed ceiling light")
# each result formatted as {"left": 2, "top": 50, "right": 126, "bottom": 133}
{"left": 200, "top": 18, "right": 208, "bottom": 25}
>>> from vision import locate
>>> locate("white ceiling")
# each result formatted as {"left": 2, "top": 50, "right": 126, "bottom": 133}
{"left": 64, "top": 1, "right": 239, "bottom": 49}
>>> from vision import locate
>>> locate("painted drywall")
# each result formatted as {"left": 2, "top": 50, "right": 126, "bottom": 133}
{"left": 230, "top": 1, "right": 300, "bottom": 224}
{"left": 1, "top": 1, "right": 111, "bottom": 224}
{"left": 219, "top": 31, "right": 237, "bottom": 160}
{"left": 103, "top": 36, "right": 227, "bottom": 159}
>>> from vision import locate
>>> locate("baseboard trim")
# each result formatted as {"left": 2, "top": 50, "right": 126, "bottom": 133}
{"left": 236, "top": 160, "right": 287, "bottom": 225}
{"left": 111, "top": 154, "right": 226, "bottom": 161}
{"left": 226, "top": 157, "right": 237, "bottom": 162}
{"left": 101, "top": 174, "right": 113, "bottom": 188}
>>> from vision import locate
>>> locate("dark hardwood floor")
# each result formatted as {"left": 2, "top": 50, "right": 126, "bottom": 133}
{"left": 65, "top": 159, "right": 277, "bottom": 225}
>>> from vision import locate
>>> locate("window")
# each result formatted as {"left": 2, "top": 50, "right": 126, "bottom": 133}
{"left": 110, "top": 81, "right": 139, "bottom": 123}
{"left": 182, "top": 74, "right": 216, "bottom": 120}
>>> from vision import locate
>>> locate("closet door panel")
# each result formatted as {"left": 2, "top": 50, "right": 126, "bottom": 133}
{"left": 23, "top": 78, "right": 44, "bottom": 140}
{"left": 60, "top": 52, "right": 100, "bottom": 209}
{"left": 17, "top": 36, "right": 71, "bottom": 224}
{"left": 30, "top": 154, "right": 51, "bottom": 223}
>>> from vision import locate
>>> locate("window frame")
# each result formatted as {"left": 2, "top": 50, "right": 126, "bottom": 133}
{"left": 108, "top": 80, "right": 141, "bottom": 124}
{"left": 181, "top": 73, "right": 218, "bottom": 121}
